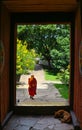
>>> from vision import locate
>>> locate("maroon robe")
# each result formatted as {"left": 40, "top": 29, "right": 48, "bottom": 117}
{"left": 28, "top": 77, "right": 37, "bottom": 97}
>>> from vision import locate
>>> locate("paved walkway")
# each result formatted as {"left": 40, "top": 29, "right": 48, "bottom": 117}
{"left": 4, "top": 65, "right": 73, "bottom": 130}
{"left": 16, "top": 64, "right": 69, "bottom": 106}
{"left": 3, "top": 115, "right": 74, "bottom": 130}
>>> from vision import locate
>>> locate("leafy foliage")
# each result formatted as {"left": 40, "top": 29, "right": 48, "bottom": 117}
{"left": 50, "top": 25, "right": 70, "bottom": 71}
{"left": 16, "top": 39, "right": 37, "bottom": 76}
{"left": 57, "top": 65, "right": 70, "bottom": 85}
{"left": 17, "top": 24, "right": 70, "bottom": 72}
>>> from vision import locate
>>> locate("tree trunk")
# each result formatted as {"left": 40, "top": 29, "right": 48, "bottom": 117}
{"left": 47, "top": 59, "right": 51, "bottom": 69}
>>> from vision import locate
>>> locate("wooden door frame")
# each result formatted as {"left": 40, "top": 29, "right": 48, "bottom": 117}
{"left": 9, "top": 12, "right": 75, "bottom": 114}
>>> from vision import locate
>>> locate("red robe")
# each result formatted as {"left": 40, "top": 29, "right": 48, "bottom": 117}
{"left": 28, "top": 77, "right": 37, "bottom": 96}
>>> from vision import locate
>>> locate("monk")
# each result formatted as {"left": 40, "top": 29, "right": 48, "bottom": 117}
{"left": 28, "top": 75, "right": 37, "bottom": 99}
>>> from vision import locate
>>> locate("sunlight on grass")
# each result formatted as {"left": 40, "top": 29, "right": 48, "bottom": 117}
{"left": 44, "top": 70, "right": 60, "bottom": 81}
{"left": 54, "top": 84, "right": 69, "bottom": 99}
{"left": 44, "top": 68, "right": 69, "bottom": 99}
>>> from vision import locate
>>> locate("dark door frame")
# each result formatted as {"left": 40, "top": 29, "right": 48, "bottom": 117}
{"left": 9, "top": 12, "right": 75, "bottom": 114}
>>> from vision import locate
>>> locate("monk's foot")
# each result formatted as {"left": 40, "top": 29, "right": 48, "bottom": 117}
{"left": 31, "top": 97, "right": 34, "bottom": 100}
{"left": 30, "top": 96, "right": 34, "bottom": 100}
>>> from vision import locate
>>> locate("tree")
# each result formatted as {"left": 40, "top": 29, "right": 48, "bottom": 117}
{"left": 17, "top": 24, "right": 70, "bottom": 70}
{"left": 17, "top": 25, "right": 57, "bottom": 68}
{"left": 50, "top": 25, "right": 70, "bottom": 71}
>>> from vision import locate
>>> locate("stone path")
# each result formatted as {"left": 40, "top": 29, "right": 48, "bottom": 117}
{"left": 3, "top": 65, "right": 73, "bottom": 130}
{"left": 3, "top": 115, "right": 74, "bottom": 130}
{"left": 16, "top": 64, "right": 69, "bottom": 106}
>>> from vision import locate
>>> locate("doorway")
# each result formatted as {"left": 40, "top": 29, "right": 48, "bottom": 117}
{"left": 16, "top": 24, "right": 71, "bottom": 107}
{"left": 10, "top": 12, "right": 74, "bottom": 111}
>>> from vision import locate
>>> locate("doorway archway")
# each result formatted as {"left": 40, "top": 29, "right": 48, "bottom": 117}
{"left": 10, "top": 12, "right": 75, "bottom": 114}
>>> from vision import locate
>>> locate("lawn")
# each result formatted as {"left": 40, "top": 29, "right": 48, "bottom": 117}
{"left": 44, "top": 69, "right": 60, "bottom": 81}
{"left": 55, "top": 84, "right": 69, "bottom": 99}
{"left": 44, "top": 68, "right": 69, "bottom": 99}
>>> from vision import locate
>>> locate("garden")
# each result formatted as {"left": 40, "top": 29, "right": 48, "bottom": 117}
{"left": 16, "top": 24, "right": 70, "bottom": 100}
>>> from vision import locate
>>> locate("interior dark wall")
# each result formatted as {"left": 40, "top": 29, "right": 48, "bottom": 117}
{"left": 0, "top": 5, "right": 10, "bottom": 124}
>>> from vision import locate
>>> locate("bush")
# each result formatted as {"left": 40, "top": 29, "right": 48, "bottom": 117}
{"left": 57, "top": 65, "right": 70, "bottom": 85}
{"left": 16, "top": 39, "right": 37, "bottom": 79}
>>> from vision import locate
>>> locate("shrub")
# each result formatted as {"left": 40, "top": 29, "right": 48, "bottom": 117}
{"left": 16, "top": 39, "right": 37, "bottom": 79}
{"left": 57, "top": 65, "right": 70, "bottom": 85}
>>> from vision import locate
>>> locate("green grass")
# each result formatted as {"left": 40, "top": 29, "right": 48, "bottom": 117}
{"left": 44, "top": 69, "right": 60, "bottom": 81}
{"left": 44, "top": 68, "right": 69, "bottom": 99}
{"left": 54, "top": 84, "right": 69, "bottom": 99}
